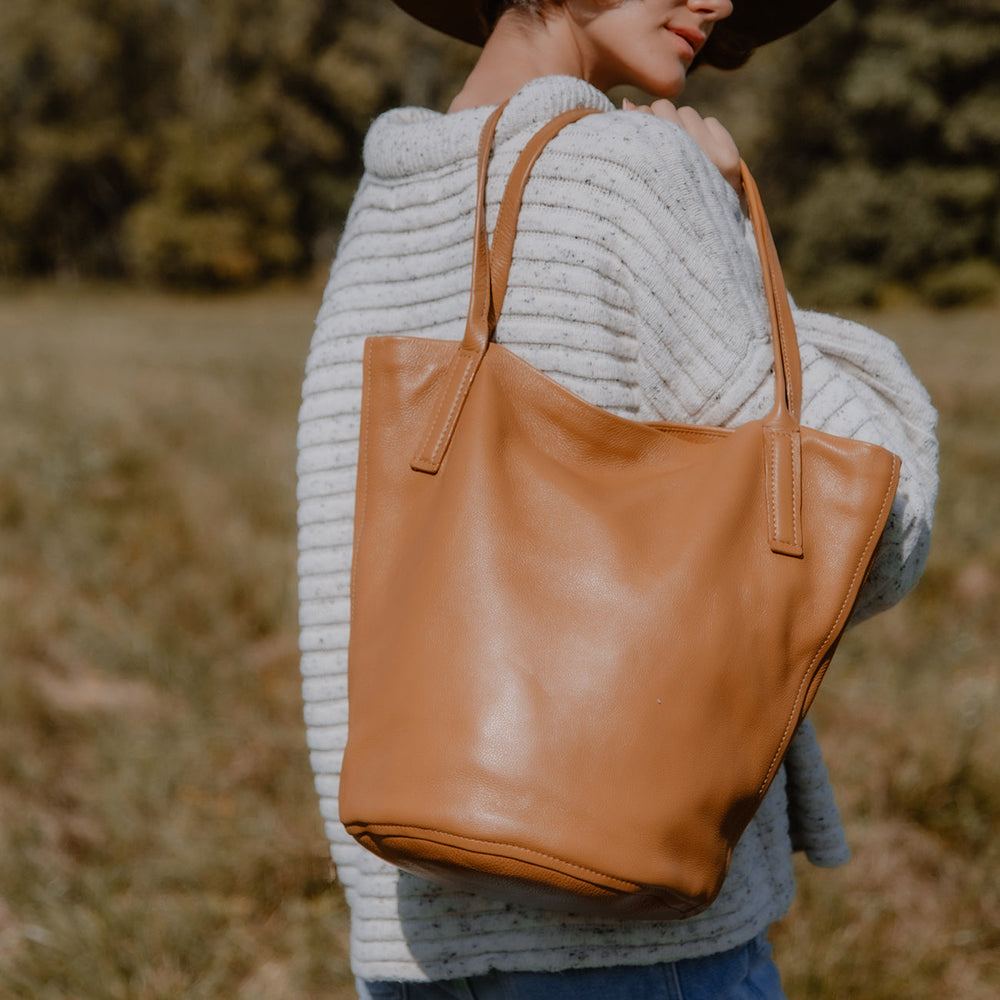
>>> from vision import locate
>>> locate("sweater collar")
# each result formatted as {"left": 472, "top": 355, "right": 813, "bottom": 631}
{"left": 363, "top": 76, "right": 613, "bottom": 179}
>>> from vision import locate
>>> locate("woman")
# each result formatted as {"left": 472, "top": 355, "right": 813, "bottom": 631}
{"left": 297, "top": 2, "right": 939, "bottom": 997}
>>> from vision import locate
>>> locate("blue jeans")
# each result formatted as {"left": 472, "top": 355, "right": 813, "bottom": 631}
{"left": 357, "top": 931, "right": 786, "bottom": 999}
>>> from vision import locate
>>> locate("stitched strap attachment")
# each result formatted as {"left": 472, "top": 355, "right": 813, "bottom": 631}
{"left": 411, "top": 106, "right": 597, "bottom": 474}
{"left": 411, "top": 103, "right": 505, "bottom": 474}
{"left": 740, "top": 161, "right": 805, "bottom": 556}
{"left": 763, "top": 424, "right": 803, "bottom": 557}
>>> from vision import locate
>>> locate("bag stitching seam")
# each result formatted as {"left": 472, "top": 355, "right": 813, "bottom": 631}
{"left": 415, "top": 346, "right": 479, "bottom": 469}
{"left": 756, "top": 459, "right": 899, "bottom": 795}
{"left": 358, "top": 823, "right": 674, "bottom": 894}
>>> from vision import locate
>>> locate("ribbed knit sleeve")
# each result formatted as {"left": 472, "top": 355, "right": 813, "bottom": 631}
{"left": 788, "top": 308, "right": 939, "bottom": 619}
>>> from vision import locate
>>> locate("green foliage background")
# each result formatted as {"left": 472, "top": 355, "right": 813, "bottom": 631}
{"left": 0, "top": 0, "right": 472, "bottom": 287}
{"left": 1, "top": 0, "right": 997, "bottom": 305}
{"left": 755, "top": 0, "right": 1000, "bottom": 307}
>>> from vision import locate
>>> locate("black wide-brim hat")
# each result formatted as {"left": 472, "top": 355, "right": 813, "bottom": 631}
{"left": 390, "top": 1, "right": 838, "bottom": 69}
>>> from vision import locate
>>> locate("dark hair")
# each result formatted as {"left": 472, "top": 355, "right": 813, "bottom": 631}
{"left": 696, "top": 27, "right": 757, "bottom": 70}
{"left": 479, "top": 0, "right": 564, "bottom": 35}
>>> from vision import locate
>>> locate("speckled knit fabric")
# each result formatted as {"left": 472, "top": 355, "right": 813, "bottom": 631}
{"left": 297, "top": 76, "right": 938, "bottom": 983}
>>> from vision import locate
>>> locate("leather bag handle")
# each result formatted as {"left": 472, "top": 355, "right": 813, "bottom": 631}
{"left": 411, "top": 106, "right": 595, "bottom": 474}
{"left": 409, "top": 103, "right": 505, "bottom": 474}
{"left": 411, "top": 107, "right": 805, "bottom": 557}
{"left": 741, "top": 162, "right": 802, "bottom": 425}
{"left": 483, "top": 108, "right": 601, "bottom": 329}
{"left": 740, "top": 161, "right": 804, "bottom": 555}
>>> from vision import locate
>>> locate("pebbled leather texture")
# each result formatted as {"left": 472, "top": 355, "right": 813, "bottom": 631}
{"left": 340, "top": 107, "right": 901, "bottom": 919}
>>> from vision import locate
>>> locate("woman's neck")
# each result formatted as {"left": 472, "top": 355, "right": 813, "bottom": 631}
{"left": 447, "top": 11, "right": 591, "bottom": 113}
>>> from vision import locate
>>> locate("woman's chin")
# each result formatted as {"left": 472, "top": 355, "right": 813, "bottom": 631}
{"left": 618, "top": 65, "right": 687, "bottom": 101}
{"left": 636, "top": 78, "right": 686, "bottom": 101}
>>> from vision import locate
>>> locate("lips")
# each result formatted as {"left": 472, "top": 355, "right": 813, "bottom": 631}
{"left": 669, "top": 26, "right": 707, "bottom": 60}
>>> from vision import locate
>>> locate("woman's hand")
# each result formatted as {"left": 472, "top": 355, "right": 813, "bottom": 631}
{"left": 623, "top": 98, "right": 742, "bottom": 195}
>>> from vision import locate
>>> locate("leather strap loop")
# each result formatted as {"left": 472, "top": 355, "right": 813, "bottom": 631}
{"left": 739, "top": 161, "right": 804, "bottom": 554}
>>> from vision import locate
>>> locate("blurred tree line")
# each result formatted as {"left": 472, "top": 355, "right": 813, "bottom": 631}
{"left": 0, "top": 0, "right": 997, "bottom": 305}
{"left": 0, "top": 0, "right": 472, "bottom": 286}
{"left": 755, "top": 0, "right": 1000, "bottom": 306}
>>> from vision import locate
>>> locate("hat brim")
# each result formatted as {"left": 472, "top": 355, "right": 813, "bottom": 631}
{"left": 705, "top": 1, "right": 837, "bottom": 67}
{"left": 391, "top": 1, "right": 485, "bottom": 46}
{"left": 391, "top": 1, "right": 838, "bottom": 66}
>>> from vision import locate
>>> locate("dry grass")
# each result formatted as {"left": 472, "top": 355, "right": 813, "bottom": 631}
{"left": 0, "top": 283, "right": 353, "bottom": 999}
{"left": 0, "top": 285, "right": 997, "bottom": 998}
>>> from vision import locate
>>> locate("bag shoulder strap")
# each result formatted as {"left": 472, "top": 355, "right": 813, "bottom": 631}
{"left": 410, "top": 106, "right": 805, "bottom": 556}
{"left": 411, "top": 106, "right": 595, "bottom": 474}
{"left": 486, "top": 109, "right": 601, "bottom": 326}
{"left": 739, "top": 163, "right": 804, "bottom": 554}
{"left": 740, "top": 163, "right": 802, "bottom": 425}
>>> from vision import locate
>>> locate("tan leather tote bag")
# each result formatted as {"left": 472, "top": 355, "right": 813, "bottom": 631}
{"left": 340, "top": 106, "right": 901, "bottom": 919}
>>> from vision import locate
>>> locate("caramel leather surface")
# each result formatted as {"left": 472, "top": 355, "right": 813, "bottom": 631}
{"left": 340, "top": 108, "right": 901, "bottom": 918}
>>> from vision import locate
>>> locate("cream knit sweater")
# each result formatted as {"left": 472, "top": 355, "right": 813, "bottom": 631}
{"left": 297, "top": 76, "right": 938, "bottom": 983}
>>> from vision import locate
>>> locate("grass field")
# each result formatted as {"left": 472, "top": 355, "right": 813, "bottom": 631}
{"left": 0, "top": 284, "right": 997, "bottom": 998}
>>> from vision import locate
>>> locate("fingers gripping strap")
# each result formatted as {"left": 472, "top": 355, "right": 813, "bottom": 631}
{"left": 412, "top": 106, "right": 596, "bottom": 474}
